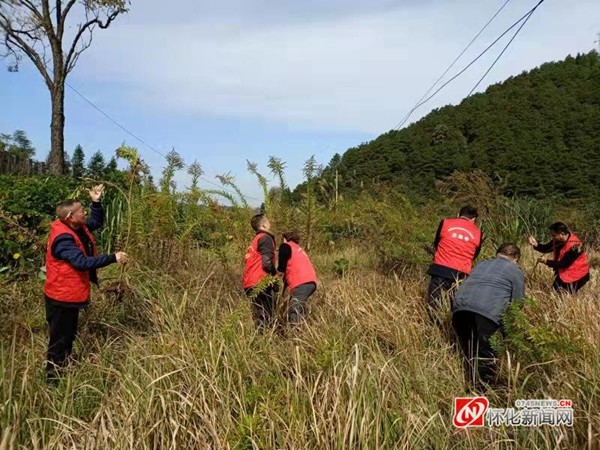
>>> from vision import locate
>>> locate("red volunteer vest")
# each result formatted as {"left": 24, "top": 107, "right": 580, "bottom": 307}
{"left": 285, "top": 241, "right": 317, "bottom": 292}
{"left": 242, "top": 232, "right": 274, "bottom": 288}
{"left": 433, "top": 218, "right": 481, "bottom": 275}
{"left": 44, "top": 220, "right": 97, "bottom": 303}
{"left": 555, "top": 233, "right": 589, "bottom": 283}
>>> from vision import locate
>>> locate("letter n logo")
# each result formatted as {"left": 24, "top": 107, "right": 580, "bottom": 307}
{"left": 453, "top": 397, "right": 489, "bottom": 428}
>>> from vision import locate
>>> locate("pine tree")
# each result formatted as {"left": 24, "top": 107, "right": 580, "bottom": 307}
{"left": 105, "top": 156, "right": 118, "bottom": 174}
{"left": 63, "top": 151, "right": 71, "bottom": 175}
{"left": 86, "top": 150, "right": 106, "bottom": 180}
{"left": 71, "top": 145, "right": 85, "bottom": 178}
{"left": 103, "top": 156, "right": 122, "bottom": 182}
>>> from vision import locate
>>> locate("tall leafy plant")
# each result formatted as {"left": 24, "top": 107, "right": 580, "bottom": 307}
{"left": 247, "top": 160, "right": 270, "bottom": 215}
{"left": 301, "top": 156, "right": 321, "bottom": 251}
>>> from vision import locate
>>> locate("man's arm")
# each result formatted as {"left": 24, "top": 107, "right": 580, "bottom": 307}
{"left": 257, "top": 235, "right": 277, "bottom": 275}
{"left": 432, "top": 220, "right": 444, "bottom": 251}
{"left": 510, "top": 267, "right": 526, "bottom": 305}
{"left": 533, "top": 241, "right": 554, "bottom": 254}
{"left": 52, "top": 234, "right": 116, "bottom": 271}
{"left": 85, "top": 184, "right": 105, "bottom": 232}
{"left": 277, "top": 243, "right": 292, "bottom": 273}
{"left": 86, "top": 201, "right": 104, "bottom": 232}
{"left": 544, "top": 247, "right": 583, "bottom": 269}
{"left": 474, "top": 234, "right": 483, "bottom": 260}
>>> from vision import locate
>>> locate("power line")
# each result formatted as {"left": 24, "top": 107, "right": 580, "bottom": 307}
{"left": 63, "top": 80, "right": 263, "bottom": 201}
{"left": 467, "top": 1, "right": 543, "bottom": 97}
{"left": 393, "top": 0, "right": 512, "bottom": 131}
{"left": 395, "top": 0, "right": 545, "bottom": 131}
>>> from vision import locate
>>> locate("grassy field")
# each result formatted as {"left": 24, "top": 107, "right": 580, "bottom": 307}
{"left": 1, "top": 244, "right": 598, "bottom": 449}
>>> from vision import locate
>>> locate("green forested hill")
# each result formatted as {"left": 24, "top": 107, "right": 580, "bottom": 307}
{"left": 326, "top": 51, "right": 600, "bottom": 202}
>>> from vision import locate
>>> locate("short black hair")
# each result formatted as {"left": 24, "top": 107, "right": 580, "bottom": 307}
{"left": 459, "top": 206, "right": 478, "bottom": 219}
{"left": 250, "top": 214, "right": 267, "bottom": 232}
{"left": 496, "top": 243, "right": 520, "bottom": 260}
{"left": 549, "top": 222, "right": 569, "bottom": 235}
{"left": 282, "top": 230, "right": 301, "bottom": 244}
{"left": 56, "top": 199, "right": 81, "bottom": 219}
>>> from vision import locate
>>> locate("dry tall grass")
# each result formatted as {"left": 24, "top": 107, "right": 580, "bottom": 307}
{"left": 1, "top": 245, "right": 598, "bottom": 449}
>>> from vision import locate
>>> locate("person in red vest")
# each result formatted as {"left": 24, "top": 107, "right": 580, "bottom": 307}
{"left": 243, "top": 214, "right": 277, "bottom": 329}
{"left": 44, "top": 184, "right": 128, "bottom": 383}
{"left": 529, "top": 222, "right": 590, "bottom": 293}
{"left": 277, "top": 231, "right": 317, "bottom": 326}
{"left": 427, "top": 206, "right": 482, "bottom": 315}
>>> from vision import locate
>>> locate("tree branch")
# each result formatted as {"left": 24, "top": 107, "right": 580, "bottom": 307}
{"left": 18, "top": 0, "right": 45, "bottom": 24}
{"left": 64, "top": 10, "right": 119, "bottom": 73}
{"left": 57, "top": 0, "right": 77, "bottom": 39}
{"left": 97, "top": 10, "right": 120, "bottom": 30}
{"left": 1, "top": 2, "right": 47, "bottom": 60}
{"left": 3, "top": 30, "right": 53, "bottom": 89}
{"left": 8, "top": 25, "right": 41, "bottom": 42}
{"left": 56, "top": 0, "right": 61, "bottom": 33}
{"left": 66, "top": 28, "right": 92, "bottom": 73}
{"left": 2, "top": 35, "right": 21, "bottom": 71}
{"left": 39, "top": 0, "right": 58, "bottom": 44}
{"left": 40, "top": 0, "right": 50, "bottom": 23}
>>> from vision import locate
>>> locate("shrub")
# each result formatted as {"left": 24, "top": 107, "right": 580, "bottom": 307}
{"left": 492, "top": 298, "right": 587, "bottom": 390}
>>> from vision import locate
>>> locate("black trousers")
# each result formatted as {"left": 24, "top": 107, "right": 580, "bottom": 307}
{"left": 426, "top": 276, "right": 458, "bottom": 310}
{"left": 553, "top": 273, "right": 590, "bottom": 294}
{"left": 45, "top": 299, "right": 80, "bottom": 382}
{"left": 452, "top": 310, "right": 500, "bottom": 387}
{"left": 288, "top": 282, "right": 317, "bottom": 325}
{"left": 245, "top": 285, "right": 277, "bottom": 330}
{"left": 426, "top": 276, "right": 459, "bottom": 330}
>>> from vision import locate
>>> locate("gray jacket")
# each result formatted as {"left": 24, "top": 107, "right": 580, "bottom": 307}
{"left": 452, "top": 256, "right": 525, "bottom": 324}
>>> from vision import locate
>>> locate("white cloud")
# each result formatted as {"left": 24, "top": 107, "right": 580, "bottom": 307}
{"left": 78, "top": 0, "right": 600, "bottom": 134}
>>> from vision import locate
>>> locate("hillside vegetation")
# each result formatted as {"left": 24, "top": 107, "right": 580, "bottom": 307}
{"left": 323, "top": 51, "right": 600, "bottom": 203}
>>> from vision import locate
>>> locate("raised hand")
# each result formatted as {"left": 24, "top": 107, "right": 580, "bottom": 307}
{"left": 86, "top": 184, "right": 105, "bottom": 202}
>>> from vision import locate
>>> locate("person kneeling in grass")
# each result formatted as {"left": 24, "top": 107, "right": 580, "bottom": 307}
{"left": 277, "top": 231, "right": 317, "bottom": 326}
{"left": 452, "top": 243, "right": 524, "bottom": 389}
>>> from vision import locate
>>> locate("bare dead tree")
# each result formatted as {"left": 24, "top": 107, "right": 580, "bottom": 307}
{"left": 0, "top": 0, "right": 129, "bottom": 174}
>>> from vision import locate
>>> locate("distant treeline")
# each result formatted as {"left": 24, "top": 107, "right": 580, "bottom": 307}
{"left": 0, "top": 131, "right": 121, "bottom": 181}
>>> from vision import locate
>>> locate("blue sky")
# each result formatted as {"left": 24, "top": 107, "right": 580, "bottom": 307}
{"left": 1, "top": 0, "right": 599, "bottom": 202}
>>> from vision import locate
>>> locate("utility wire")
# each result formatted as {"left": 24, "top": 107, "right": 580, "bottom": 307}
{"left": 393, "top": 0, "right": 512, "bottom": 131}
{"left": 466, "top": 2, "right": 542, "bottom": 97}
{"left": 63, "top": 80, "right": 263, "bottom": 201}
{"left": 395, "top": 0, "right": 545, "bottom": 130}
